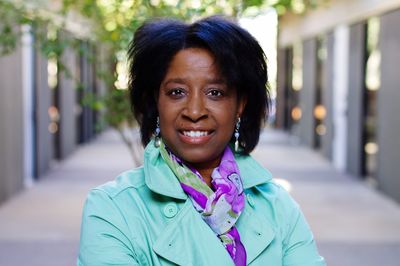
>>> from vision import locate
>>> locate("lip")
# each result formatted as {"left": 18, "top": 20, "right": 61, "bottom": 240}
{"left": 178, "top": 129, "right": 214, "bottom": 145}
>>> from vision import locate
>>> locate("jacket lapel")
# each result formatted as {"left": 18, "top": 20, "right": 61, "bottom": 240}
{"left": 236, "top": 153, "right": 273, "bottom": 188}
{"left": 236, "top": 153, "right": 276, "bottom": 264}
{"left": 236, "top": 202, "right": 275, "bottom": 264}
{"left": 153, "top": 200, "right": 234, "bottom": 266}
{"left": 144, "top": 142, "right": 187, "bottom": 200}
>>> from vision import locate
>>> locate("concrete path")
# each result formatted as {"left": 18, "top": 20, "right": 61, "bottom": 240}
{"left": 0, "top": 128, "right": 399, "bottom": 266}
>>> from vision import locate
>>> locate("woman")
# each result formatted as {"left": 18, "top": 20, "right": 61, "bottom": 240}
{"left": 78, "top": 16, "right": 326, "bottom": 266}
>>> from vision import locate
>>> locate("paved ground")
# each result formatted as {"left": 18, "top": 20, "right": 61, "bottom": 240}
{"left": 0, "top": 128, "right": 399, "bottom": 266}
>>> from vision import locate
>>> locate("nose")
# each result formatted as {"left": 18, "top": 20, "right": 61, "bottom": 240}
{"left": 182, "top": 93, "right": 208, "bottom": 122}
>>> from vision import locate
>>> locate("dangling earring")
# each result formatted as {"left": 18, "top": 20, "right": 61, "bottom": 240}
{"left": 154, "top": 116, "right": 161, "bottom": 147}
{"left": 234, "top": 117, "right": 241, "bottom": 152}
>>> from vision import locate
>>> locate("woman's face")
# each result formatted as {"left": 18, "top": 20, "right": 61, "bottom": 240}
{"left": 158, "top": 48, "right": 245, "bottom": 170}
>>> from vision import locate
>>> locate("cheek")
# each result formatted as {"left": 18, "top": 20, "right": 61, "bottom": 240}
{"left": 157, "top": 94, "right": 166, "bottom": 111}
{"left": 157, "top": 95, "right": 172, "bottom": 118}
{"left": 211, "top": 102, "right": 240, "bottom": 121}
{"left": 158, "top": 105, "right": 179, "bottom": 133}
{"left": 158, "top": 112, "right": 173, "bottom": 130}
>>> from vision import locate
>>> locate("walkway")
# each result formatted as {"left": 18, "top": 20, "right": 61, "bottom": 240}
{"left": 0, "top": 128, "right": 399, "bottom": 266}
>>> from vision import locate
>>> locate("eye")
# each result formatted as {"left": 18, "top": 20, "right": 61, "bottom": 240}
{"left": 168, "top": 88, "right": 186, "bottom": 97}
{"left": 207, "top": 89, "right": 223, "bottom": 97}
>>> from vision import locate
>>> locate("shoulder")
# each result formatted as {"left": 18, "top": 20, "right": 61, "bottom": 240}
{"left": 92, "top": 166, "right": 146, "bottom": 198}
{"left": 250, "top": 180, "right": 300, "bottom": 223}
{"left": 79, "top": 168, "right": 147, "bottom": 265}
{"left": 82, "top": 166, "right": 149, "bottom": 219}
{"left": 244, "top": 167, "right": 304, "bottom": 240}
{"left": 236, "top": 153, "right": 298, "bottom": 214}
{"left": 254, "top": 181, "right": 298, "bottom": 209}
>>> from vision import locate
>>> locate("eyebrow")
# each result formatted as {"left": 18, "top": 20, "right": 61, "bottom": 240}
{"left": 163, "top": 78, "right": 226, "bottom": 86}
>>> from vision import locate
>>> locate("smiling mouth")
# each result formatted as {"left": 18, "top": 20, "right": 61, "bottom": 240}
{"left": 182, "top": 130, "right": 210, "bottom": 137}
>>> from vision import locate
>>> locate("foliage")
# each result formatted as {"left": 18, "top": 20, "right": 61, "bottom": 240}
{"left": 0, "top": 1, "right": 29, "bottom": 55}
{"left": 271, "top": 0, "right": 329, "bottom": 16}
{"left": 0, "top": 0, "right": 325, "bottom": 163}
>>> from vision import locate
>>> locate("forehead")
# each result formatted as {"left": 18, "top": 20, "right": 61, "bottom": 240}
{"left": 166, "top": 48, "right": 221, "bottom": 75}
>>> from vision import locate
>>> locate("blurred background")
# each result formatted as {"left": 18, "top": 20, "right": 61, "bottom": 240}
{"left": 0, "top": 0, "right": 400, "bottom": 265}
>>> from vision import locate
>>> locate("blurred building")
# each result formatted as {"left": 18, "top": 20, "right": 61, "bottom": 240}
{"left": 0, "top": 18, "right": 106, "bottom": 204}
{"left": 276, "top": 0, "right": 400, "bottom": 203}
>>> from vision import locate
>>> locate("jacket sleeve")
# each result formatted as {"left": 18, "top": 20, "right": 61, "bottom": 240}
{"left": 281, "top": 191, "right": 326, "bottom": 266}
{"left": 77, "top": 189, "right": 140, "bottom": 266}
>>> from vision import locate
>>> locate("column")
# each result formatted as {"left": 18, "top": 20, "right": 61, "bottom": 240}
{"left": 346, "top": 22, "right": 366, "bottom": 177}
{"left": 377, "top": 9, "right": 400, "bottom": 202}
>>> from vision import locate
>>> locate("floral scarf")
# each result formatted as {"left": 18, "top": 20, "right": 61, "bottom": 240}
{"left": 159, "top": 141, "right": 247, "bottom": 266}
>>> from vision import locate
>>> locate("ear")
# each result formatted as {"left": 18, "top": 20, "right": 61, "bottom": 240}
{"left": 237, "top": 96, "right": 247, "bottom": 118}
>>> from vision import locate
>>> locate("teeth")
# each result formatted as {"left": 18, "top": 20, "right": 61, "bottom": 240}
{"left": 183, "top": 131, "right": 209, "bottom": 137}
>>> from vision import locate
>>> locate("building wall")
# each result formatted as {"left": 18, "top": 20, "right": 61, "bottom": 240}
{"left": 279, "top": 0, "right": 400, "bottom": 47}
{"left": 346, "top": 22, "right": 366, "bottom": 177}
{"left": 77, "top": 42, "right": 96, "bottom": 144}
{"left": 298, "top": 38, "right": 317, "bottom": 148}
{"left": 34, "top": 48, "right": 53, "bottom": 177}
{"left": 276, "top": 48, "right": 291, "bottom": 130}
{"left": 377, "top": 9, "right": 400, "bottom": 202}
{"left": 0, "top": 7, "right": 107, "bottom": 204}
{"left": 21, "top": 26, "right": 35, "bottom": 186}
{"left": 320, "top": 32, "right": 335, "bottom": 159}
{"left": 332, "top": 26, "right": 350, "bottom": 172}
{"left": 0, "top": 34, "right": 103, "bottom": 204}
{"left": 0, "top": 45, "right": 25, "bottom": 203}
{"left": 58, "top": 45, "right": 78, "bottom": 159}
{"left": 277, "top": 2, "right": 400, "bottom": 203}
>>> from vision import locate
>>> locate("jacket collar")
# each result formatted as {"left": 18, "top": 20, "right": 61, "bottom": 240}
{"left": 144, "top": 142, "right": 275, "bottom": 265}
{"left": 143, "top": 141, "right": 187, "bottom": 200}
{"left": 143, "top": 141, "right": 273, "bottom": 200}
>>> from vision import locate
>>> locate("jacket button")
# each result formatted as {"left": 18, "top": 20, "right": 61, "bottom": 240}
{"left": 247, "top": 194, "right": 255, "bottom": 208}
{"left": 163, "top": 203, "right": 178, "bottom": 218}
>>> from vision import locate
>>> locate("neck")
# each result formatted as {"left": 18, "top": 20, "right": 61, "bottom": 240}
{"left": 189, "top": 158, "right": 221, "bottom": 188}
{"left": 197, "top": 168, "right": 214, "bottom": 188}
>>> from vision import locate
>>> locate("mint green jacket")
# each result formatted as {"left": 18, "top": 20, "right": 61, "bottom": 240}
{"left": 78, "top": 143, "right": 326, "bottom": 266}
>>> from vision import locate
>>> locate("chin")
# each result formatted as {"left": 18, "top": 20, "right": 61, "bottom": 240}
{"left": 178, "top": 148, "right": 222, "bottom": 167}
